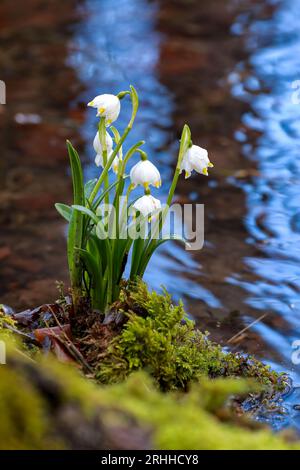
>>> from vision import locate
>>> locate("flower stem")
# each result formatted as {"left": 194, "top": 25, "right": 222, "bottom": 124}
{"left": 166, "top": 124, "right": 191, "bottom": 207}
{"left": 133, "top": 124, "right": 192, "bottom": 279}
{"left": 88, "top": 86, "right": 139, "bottom": 206}
{"left": 98, "top": 118, "right": 109, "bottom": 205}
{"left": 88, "top": 126, "right": 131, "bottom": 206}
{"left": 152, "top": 124, "right": 191, "bottom": 240}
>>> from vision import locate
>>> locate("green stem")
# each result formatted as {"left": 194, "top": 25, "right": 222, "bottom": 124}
{"left": 111, "top": 141, "right": 144, "bottom": 259}
{"left": 98, "top": 118, "right": 109, "bottom": 206}
{"left": 166, "top": 124, "right": 191, "bottom": 207}
{"left": 133, "top": 125, "right": 191, "bottom": 278}
{"left": 152, "top": 124, "right": 191, "bottom": 240}
{"left": 88, "top": 86, "right": 139, "bottom": 206}
{"left": 120, "top": 183, "right": 134, "bottom": 235}
{"left": 88, "top": 128, "right": 129, "bottom": 205}
{"left": 119, "top": 140, "right": 145, "bottom": 178}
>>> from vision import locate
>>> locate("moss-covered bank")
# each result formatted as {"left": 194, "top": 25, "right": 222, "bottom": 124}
{"left": 83, "top": 283, "right": 286, "bottom": 394}
{"left": 0, "top": 343, "right": 298, "bottom": 450}
{"left": 0, "top": 284, "right": 294, "bottom": 449}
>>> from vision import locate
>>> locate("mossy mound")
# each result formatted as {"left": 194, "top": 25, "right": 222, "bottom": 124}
{"left": 95, "top": 282, "right": 286, "bottom": 394}
{"left": 0, "top": 362, "right": 57, "bottom": 450}
{"left": 0, "top": 342, "right": 298, "bottom": 450}
{"left": 104, "top": 373, "right": 297, "bottom": 450}
{"left": 0, "top": 283, "right": 292, "bottom": 449}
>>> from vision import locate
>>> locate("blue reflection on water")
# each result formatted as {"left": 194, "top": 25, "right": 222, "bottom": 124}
{"left": 70, "top": 0, "right": 174, "bottom": 179}
{"left": 230, "top": 0, "right": 300, "bottom": 416}
{"left": 69, "top": 0, "right": 221, "bottom": 307}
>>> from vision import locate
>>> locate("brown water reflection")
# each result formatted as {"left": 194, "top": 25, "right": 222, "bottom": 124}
{"left": 155, "top": 0, "right": 281, "bottom": 357}
{"left": 0, "top": 0, "right": 295, "bottom": 367}
{"left": 2, "top": 0, "right": 300, "bottom": 431}
{"left": 0, "top": 0, "right": 84, "bottom": 308}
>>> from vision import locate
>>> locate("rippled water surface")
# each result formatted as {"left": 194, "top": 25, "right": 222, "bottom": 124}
{"left": 1, "top": 0, "right": 300, "bottom": 430}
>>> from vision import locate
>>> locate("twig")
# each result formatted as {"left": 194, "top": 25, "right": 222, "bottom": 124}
{"left": 3, "top": 322, "right": 40, "bottom": 347}
{"left": 14, "top": 347, "right": 37, "bottom": 363}
{"left": 227, "top": 313, "right": 268, "bottom": 345}
{"left": 47, "top": 306, "right": 94, "bottom": 375}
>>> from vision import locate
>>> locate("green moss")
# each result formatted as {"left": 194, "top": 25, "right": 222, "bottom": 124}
{"left": 0, "top": 342, "right": 298, "bottom": 450}
{"left": 0, "top": 307, "right": 17, "bottom": 342}
{"left": 0, "top": 361, "right": 60, "bottom": 449}
{"left": 0, "top": 284, "right": 292, "bottom": 449}
{"left": 97, "top": 282, "right": 285, "bottom": 393}
{"left": 102, "top": 373, "right": 298, "bottom": 450}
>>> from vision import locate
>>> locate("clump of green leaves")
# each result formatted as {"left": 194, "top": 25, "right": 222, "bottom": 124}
{"left": 56, "top": 86, "right": 204, "bottom": 313}
{"left": 97, "top": 282, "right": 285, "bottom": 393}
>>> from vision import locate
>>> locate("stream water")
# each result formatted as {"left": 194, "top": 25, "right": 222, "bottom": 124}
{"left": 1, "top": 0, "right": 300, "bottom": 431}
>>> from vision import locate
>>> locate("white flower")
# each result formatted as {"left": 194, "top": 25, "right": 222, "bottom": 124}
{"left": 130, "top": 160, "right": 161, "bottom": 189}
{"left": 180, "top": 145, "right": 213, "bottom": 178}
{"left": 95, "top": 152, "right": 120, "bottom": 174}
{"left": 93, "top": 131, "right": 113, "bottom": 155}
{"left": 132, "top": 195, "right": 161, "bottom": 218}
{"left": 87, "top": 94, "right": 120, "bottom": 125}
{"left": 93, "top": 131, "right": 119, "bottom": 173}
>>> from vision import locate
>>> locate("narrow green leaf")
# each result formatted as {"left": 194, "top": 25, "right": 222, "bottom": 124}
{"left": 129, "top": 85, "right": 139, "bottom": 127}
{"left": 67, "top": 140, "right": 85, "bottom": 207}
{"left": 66, "top": 141, "right": 85, "bottom": 302}
{"left": 110, "top": 126, "right": 122, "bottom": 160}
{"left": 95, "top": 220, "right": 113, "bottom": 306}
{"left": 72, "top": 205, "right": 99, "bottom": 225}
{"left": 77, "top": 248, "right": 103, "bottom": 310}
{"left": 92, "top": 177, "right": 128, "bottom": 210}
{"left": 85, "top": 178, "right": 98, "bottom": 200}
{"left": 130, "top": 237, "right": 146, "bottom": 279}
{"left": 55, "top": 203, "right": 72, "bottom": 222}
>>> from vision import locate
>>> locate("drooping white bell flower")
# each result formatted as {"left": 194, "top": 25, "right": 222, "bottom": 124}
{"left": 180, "top": 145, "right": 213, "bottom": 178}
{"left": 95, "top": 152, "right": 120, "bottom": 174}
{"left": 93, "top": 131, "right": 113, "bottom": 155}
{"left": 130, "top": 160, "right": 161, "bottom": 189}
{"left": 132, "top": 194, "right": 161, "bottom": 218}
{"left": 93, "top": 130, "right": 119, "bottom": 173}
{"left": 87, "top": 94, "right": 120, "bottom": 125}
